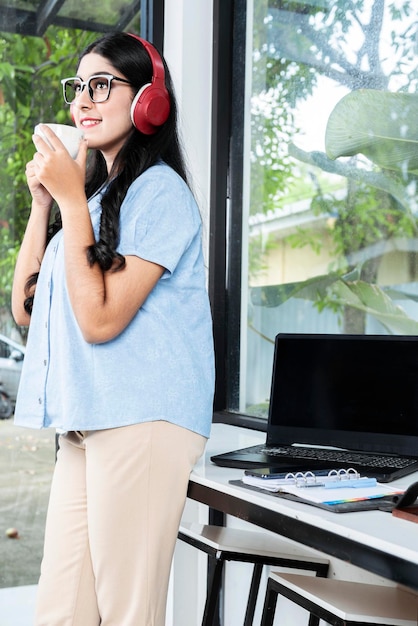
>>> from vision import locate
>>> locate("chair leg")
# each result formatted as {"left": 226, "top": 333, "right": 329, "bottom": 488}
{"left": 307, "top": 611, "right": 321, "bottom": 626}
{"left": 260, "top": 578, "right": 278, "bottom": 626}
{"left": 202, "top": 558, "right": 225, "bottom": 626}
{"left": 261, "top": 576, "right": 327, "bottom": 626}
{"left": 243, "top": 563, "right": 263, "bottom": 626}
{"left": 307, "top": 562, "right": 329, "bottom": 626}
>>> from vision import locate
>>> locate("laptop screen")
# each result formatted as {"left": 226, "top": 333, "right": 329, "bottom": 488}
{"left": 267, "top": 334, "right": 418, "bottom": 457}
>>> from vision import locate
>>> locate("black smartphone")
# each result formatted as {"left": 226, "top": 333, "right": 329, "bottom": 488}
{"left": 244, "top": 466, "right": 334, "bottom": 479}
{"left": 244, "top": 467, "right": 304, "bottom": 480}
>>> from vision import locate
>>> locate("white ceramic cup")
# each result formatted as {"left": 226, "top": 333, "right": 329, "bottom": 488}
{"left": 34, "top": 123, "right": 84, "bottom": 158}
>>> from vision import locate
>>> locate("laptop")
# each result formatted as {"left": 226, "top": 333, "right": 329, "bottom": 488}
{"left": 211, "top": 333, "right": 418, "bottom": 482}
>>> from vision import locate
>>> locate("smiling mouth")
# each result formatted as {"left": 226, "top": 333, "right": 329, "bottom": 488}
{"left": 81, "top": 119, "right": 101, "bottom": 127}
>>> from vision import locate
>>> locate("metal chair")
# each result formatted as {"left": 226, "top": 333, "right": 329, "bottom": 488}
{"left": 178, "top": 523, "right": 329, "bottom": 626}
{"left": 260, "top": 572, "right": 418, "bottom": 626}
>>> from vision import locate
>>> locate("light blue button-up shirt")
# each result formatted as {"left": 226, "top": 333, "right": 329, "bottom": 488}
{"left": 14, "top": 163, "right": 214, "bottom": 437}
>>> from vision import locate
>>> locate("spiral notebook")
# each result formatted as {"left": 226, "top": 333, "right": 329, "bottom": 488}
{"left": 230, "top": 468, "right": 405, "bottom": 513}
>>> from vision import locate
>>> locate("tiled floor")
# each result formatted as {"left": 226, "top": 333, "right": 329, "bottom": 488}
{"left": 0, "top": 585, "right": 37, "bottom": 625}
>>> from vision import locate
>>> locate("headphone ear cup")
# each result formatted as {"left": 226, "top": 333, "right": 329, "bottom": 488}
{"left": 130, "top": 83, "right": 170, "bottom": 135}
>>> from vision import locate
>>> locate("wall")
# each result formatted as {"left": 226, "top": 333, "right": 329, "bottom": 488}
{"left": 163, "top": 2, "right": 214, "bottom": 624}
{"left": 164, "top": 0, "right": 213, "bottom": 264}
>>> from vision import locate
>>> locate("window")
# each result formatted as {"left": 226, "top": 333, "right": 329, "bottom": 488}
{"left": 214, "top": 0, "right": 418, "bottom": 423}
{"left": 0, "top": 0, "right": 165, "bottom": 595}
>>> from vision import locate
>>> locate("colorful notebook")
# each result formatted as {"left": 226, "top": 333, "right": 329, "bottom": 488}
{"left": 230, "top": 468, "right": 405, "bottom": 513}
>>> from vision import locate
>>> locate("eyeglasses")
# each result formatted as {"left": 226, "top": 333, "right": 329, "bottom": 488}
{"left": 61, "top": 74, "right": 132, "bottom": 105}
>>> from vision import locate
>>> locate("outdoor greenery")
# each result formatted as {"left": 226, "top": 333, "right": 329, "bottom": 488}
{"left": 0, "top": 28, "right": 99, "bottom": 337}
{"left": 249, "top": 0, "right": 418, "bottom": 335}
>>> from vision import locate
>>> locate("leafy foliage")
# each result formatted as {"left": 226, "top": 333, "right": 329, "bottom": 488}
{"left": 250, "top": 0, "right": 418, "bottom": 334}
{"left": 326, "top": 89, "right": 418, "bottom": 173}
{"left": 0, "top": 28, "right": 99, "bottom": 335}
{"left": 251, "top": 269, "right": 418, "bottom": 335}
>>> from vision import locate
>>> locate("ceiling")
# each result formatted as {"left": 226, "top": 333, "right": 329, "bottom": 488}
{"left": 0, "top": 0, "right": 141, "bottom": 37}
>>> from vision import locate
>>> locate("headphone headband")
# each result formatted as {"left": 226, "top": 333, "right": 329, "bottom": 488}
{"left": 128, "top": 33, "right": 171, "bottom": 134}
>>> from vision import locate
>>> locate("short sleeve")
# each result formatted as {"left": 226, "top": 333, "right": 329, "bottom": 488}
{"left": 117, "top": 164, "right": 201, "bottom": 275}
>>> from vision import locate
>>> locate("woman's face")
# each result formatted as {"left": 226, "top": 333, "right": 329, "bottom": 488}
{"left": 71, "top": 52, "right": 135, "bottom": 170}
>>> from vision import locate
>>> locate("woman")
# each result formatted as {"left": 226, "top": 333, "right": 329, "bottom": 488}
{"left": 12, "top": 32, "right": 214, "bottom": 626}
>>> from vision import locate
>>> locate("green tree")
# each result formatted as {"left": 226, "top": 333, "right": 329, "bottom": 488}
{"left": 0, "top": 28, "right": 98, "bottom": 337}
{"left": 250, "top": 0, "right": 418, "bottom": 334}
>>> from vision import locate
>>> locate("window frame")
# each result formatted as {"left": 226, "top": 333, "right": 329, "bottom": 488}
{"left": 210, "top": 0, "right": 418, "bottom": 433}
{"left": 209, "top": 0, "right": 267, "bottom": 432}
{"left": 140, "top": 0, "right": 164, "bottom": 49}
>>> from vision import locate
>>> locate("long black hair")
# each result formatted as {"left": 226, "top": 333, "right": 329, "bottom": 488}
{"left": 24, "top": 32, "right": 189, "bottom": 314}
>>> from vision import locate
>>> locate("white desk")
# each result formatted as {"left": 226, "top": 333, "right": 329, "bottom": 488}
{"left": 188, "top": 423, "right": 418, "bottom": 591}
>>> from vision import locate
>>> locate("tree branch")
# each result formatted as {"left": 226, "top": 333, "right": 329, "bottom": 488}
{"left": 288, "top": 143, "right": 418, "bottom": 232}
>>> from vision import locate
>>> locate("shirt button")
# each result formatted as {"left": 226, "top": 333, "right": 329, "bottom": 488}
{"left": 43, "top": 359, "right": 47, "bottom": 366}
{"left": 38, "top": 398, "right": 42, "bottom": 405}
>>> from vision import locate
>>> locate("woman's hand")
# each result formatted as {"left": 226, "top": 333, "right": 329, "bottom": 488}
{"left": 32, "top": 124, "right": 88, "bottom": 208}
{"left": 25, "top": 159, "right": 54, "bottom": 213}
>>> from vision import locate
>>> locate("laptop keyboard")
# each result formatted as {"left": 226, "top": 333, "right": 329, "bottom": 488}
{"left": 260, "top": 445, "right": 416, "bottom": 469}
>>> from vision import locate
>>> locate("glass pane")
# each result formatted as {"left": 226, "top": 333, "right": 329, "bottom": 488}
{"left": 241, "top": 0, "right": 418, "bottom": 417}
{"left": 0, "top": 0, "right": 139, "bottom": 35}
{"left": 57, "top": 0, "right": 138, "bottom": 27}
{"left": 0, "top": 0, "right": 37, "bottom": 10}
{"left": 0, "top": 15, "right": 136, "bottom": 607}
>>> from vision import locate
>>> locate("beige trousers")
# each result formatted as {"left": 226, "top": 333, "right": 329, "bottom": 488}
{"left": 35, "top": 421, "right": 206, "bottom": 626}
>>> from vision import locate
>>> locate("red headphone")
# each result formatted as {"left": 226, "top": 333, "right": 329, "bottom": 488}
{"left": 128, "top": 33, "right": 171, "bottom": 135}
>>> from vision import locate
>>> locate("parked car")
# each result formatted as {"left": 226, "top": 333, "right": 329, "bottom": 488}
{"left": 0, "top": 333, "right": 25, "bottom": 403}
{"left": 0, "top": 379, "right": 13, "bottom": 419}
